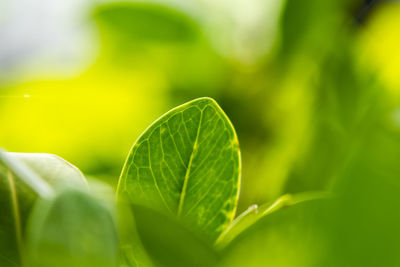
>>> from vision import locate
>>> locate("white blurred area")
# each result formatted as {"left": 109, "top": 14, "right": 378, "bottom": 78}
{"left": 0, "top": 0, "right": 284, "bottom": 81}
{"left": 198, "top": 0, "right": 284, "bottom": 65}
{"left": 0, "top": 0, "right": 96, "bottom": 81}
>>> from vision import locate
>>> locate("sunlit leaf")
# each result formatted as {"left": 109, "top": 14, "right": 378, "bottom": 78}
{"left": 0, "top": 151, "right": 87, "bottom": 266}
{"left": 8, "top": 153, "right": 87, "bottom": 190}
{"left": 118, "top": 97, "right": 241, "bottom": 241}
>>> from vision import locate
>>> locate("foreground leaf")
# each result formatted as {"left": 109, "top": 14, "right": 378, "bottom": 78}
{"left": 0, "top": 151, "right": 87, "bottom": 266}
{"left": 26, "top": 189, "right": 119, "bottom": 267}
{"left": 9, "top": 153, "right": 87, "bottom": 190}
{"left": 132, "top": 205, "right": 218, "bottom": 267}
{"left": 118, "top": 97, "right": 241, "bottom": 241}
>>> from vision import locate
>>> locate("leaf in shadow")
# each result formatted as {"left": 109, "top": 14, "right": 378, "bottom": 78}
{"left": 25, "top": 189, "right": 119, "bottom": 267}
{"left": 132, "top": 204, "right": 218, "bottom": 267}
{"left": 220, "top": 197, "right": 331, "bottom": 267}
{"left": 216, "top": 191, "right": 332, "bottom": 248}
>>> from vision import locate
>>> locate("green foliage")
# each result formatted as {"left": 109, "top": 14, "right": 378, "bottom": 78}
{"left": 220, "top": 198, "right": 330, "bottom": 267}
{"left": 2, "top": 0, "right": 400, "bottom": 266}
{"left": 216, "top": 191, "right": 332, "bottom": 248}
{"left": 0, "top": 98, "right": 314, "bottom": 266}
{"left": 25, "top": 190, "right": 119, "bottom": 267}
{"left": 0, "top": 152, "right": 87, "bottom": 266}
{"left": 131, "top": 205, "right": 218, "bottom": 267}
{"left": 94, "top": 2, "right": 201, "bottom": 44}
{"left": 117, "top": 97, "right": 240, "bottom": 242}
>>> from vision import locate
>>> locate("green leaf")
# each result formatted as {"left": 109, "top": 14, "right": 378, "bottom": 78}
{"left": 0, "top": 151, "right": 87, "bottom": 266}
{"left": 216, "top": 191, "right": 332, "bottom": 248}
{"left": 8, "top": 153, "right": 87, "bottom": 191}
{"left": 132, "top": 204, "right": 219, "bottom": 267}
{"left": 117, "top": 203, "right": 153, "bottom": 267}
{"left": 220, "top": 197, "right": 331, "bottom": 267}
{"left": 25, "top": 189, "right": 119, "bottom": 267}
{"left": 94, "top": 2, "right": 201, "bottom": 44}
{"left": 118, "top": 97, "right": 241, "bottom": 241}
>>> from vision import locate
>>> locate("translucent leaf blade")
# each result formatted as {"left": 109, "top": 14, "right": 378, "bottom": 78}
{"left": 0, "top": 152, "right": 88, "bottom": 266}
{"left": 118, "top": 97, "right": 241, "bottom": 241}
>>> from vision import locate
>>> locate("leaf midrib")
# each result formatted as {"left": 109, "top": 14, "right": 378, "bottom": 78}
{"left": 177, "top": 107, "right": 203, "bottom": 216}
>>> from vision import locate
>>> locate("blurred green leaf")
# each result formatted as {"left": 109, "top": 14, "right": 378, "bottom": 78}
{"left": 220, "top": 197, "right": 330, "bottom": 267}
{"left": 0, "top": 151, "right": 87, "bottom": 266}
{"left": 9, "top": 153, "right": 87, "bottom": 191}
{"left": 93, "top": 2, "right": 227, "bottom": 102}
{"left": 118, "top": 97, "right": 241, "bottom": 241}
{"left": 216, "top": 191, "right": 332, "bottom": 247}
{"left": 117, "top": 202, "right": 153, "bottom": 267}
{"left": 86, "top": 177, "right": 117, "bottom": 217}
{"left": 132, "top": 204, "right": 218, "bottom": 267}
{"left": 26, "top": 189, "right": 119, "bottom": 267}
{"left": 94, "top": 2, "right": 201, "bottom": 44}
{"left": 317, "top": 105, "right": 400, "bottom": 266}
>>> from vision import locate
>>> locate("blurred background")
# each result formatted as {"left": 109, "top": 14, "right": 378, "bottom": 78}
{"left": 1, "top": 0, "right": 399, "bottom": 205}
{"left": 1, "top": 0, "right": 399, "bottom": 208}
{"left": 1, "top": 2, "right": 400, "bottom": 264}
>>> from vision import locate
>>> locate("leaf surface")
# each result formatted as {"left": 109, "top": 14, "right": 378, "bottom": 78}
{"left": 0, "top": 151, "right": 87, "bottom": 266}
{"left": 26, "top": 189, "right": 119, "bottom": 267}
{"left": 216, "top": 191, "right": 332, "bottom": 248}
{"left": 8, "top": 153, "right": 87, "bottom": 190}
{"left": 219, "top": 198, "right": 330, "bottom": 267}
{"left": 118, "top": 97, "right": 241, "bottom": 241}
{"left": 132, "top": 204, "right": 218, "bottom": 267}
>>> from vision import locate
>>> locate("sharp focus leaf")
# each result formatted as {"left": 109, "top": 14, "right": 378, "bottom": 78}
{"left": 118, "top": 97, "right": 241, "bottom": 241}
{"left": 0, "top": 151, "right": 88, "bottom": 266}
{"left": 26, "top": 189, "right": 119, "bottom": 267}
